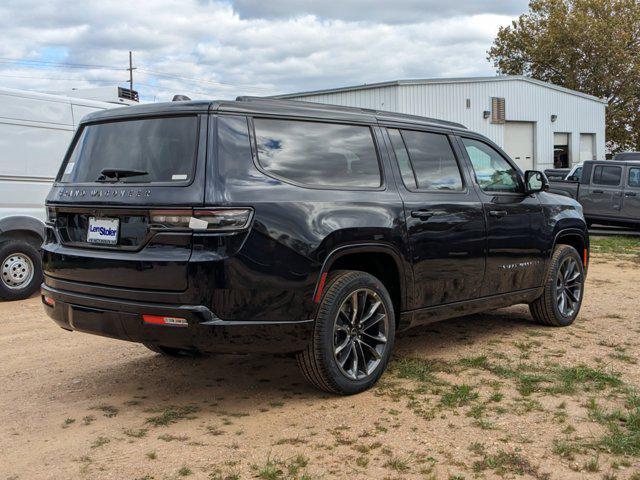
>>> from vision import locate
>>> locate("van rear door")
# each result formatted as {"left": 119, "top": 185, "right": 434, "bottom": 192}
{"left": 44, "top": 114, "right": 208, "bottom": 292}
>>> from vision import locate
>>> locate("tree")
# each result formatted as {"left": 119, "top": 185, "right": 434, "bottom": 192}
{"left": 488, "top": 0, "right": 640, "bottom": 153}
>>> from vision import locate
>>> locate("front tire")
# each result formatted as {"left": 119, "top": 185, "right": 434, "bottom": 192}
{"left": 529, "top": 245, "right": 585, "bottom": 326}
{"left": 0, "top": 240, "right": 43, "bottom": 301}
{"left": 297, "top": 270, "right": 395, "bottom": 395}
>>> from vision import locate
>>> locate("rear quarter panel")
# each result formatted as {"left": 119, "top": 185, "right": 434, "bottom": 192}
{"left": 209, "top": 115, "right": 409, "bottom": 322}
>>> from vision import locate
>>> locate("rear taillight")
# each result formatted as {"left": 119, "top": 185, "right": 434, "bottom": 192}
{"left": 43, "top": 296, "right": 55, "bottom": 307}
{"left": 149, "top": 208, "right": 252, "bottom": 231}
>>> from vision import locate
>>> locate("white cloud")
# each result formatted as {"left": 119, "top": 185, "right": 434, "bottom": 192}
{"left": 0, "top": 0, "right": 522, "bottom": 102}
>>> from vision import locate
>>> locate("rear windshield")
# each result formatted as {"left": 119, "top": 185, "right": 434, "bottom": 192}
{"left": 58, "top": 116, "right": 198, "bottom": 184}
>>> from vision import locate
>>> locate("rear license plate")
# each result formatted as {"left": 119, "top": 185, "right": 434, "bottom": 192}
{"left": 87, "top": 217, "right": 119, "bottom": 245}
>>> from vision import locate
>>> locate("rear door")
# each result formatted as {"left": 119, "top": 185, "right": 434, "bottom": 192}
{"left": 458, "top": 136, "right": 547, "bottom": 296}
{"left": 385, "top": 127, "right": 485, "bottom": 308}
{"left": 44, "top": 113, "right": 208, "bottom": 291}
{"left": 583, "top": 164, "right": 623, "bottom": 218}
{"left": 622, "top": 165, "right": 640, "bottom": 223}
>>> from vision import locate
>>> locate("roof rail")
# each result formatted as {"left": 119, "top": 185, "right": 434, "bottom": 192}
{"left": 235, "top": 96, "right": 466, "bottom": 130}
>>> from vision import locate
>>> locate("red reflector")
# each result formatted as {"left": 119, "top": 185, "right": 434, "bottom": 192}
{"left": 43, "top": 296, "right": 55, "bottom": 307}
{"left": 143, "top": 315, "right": 188, "bottom": 327}
{"left": 314, "top": 272, "right": 328, "bottom": 303}
{"left": 584, "top": 248, "right": 588, "bottom": 267}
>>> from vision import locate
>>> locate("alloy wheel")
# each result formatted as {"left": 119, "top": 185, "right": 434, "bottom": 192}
{"left": 333, "top": 288, "right": 389, "bottom": 381}
{"left": 555, "top": 257, "right": 582, "bottom": 317}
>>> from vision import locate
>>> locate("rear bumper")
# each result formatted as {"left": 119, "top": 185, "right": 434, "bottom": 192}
{"left": 41, "top": 283, "right": 313, "bottom": 354}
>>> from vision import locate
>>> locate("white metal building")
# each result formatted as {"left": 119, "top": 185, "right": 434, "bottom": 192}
{"left": 275, "top": 76, "right": 607, "bottom": 171}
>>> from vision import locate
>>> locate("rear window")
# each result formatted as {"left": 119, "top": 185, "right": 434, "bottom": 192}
{"left": 253, "top": 118, "right": 382, "bottom": 188}
{"left": 58, "top": 116, "right": 198, "bottom": 184}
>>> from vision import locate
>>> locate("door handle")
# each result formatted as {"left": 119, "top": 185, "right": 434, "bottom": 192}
{"left": 411, "top": 210, "right": 434, "bottom": 220}
{"left": 593, "top": 189, "right": 604, "bottom": 194}
{"left": 488, "top": 210, "right": 508, "bottom": 218}
{"left": 625, "top": 192, "right": 637, "bottom": 197}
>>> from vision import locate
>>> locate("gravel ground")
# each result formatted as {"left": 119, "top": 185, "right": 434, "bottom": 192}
{"left": 1, "top": 251, "right": 640, "bottom": 480}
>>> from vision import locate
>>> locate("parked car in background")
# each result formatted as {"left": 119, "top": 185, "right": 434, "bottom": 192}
{"left": 545, "top": 163, "right": 583, "bottom": 182}
{"left": 42, "top": 97, "right": 589, "bottom": 394}
{"left": 613, "top": 152, "right": 640, "bottom": 161}
{"left": 0, "top": 87, "right": 131, "bottom": 300}
{"left": 548, "top": 159, "right": 640, "bottom": 228}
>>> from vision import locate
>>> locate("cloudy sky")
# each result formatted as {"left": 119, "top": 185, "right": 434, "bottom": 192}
{"left": 0, "top": 0, "right": 528, "bottom": 102}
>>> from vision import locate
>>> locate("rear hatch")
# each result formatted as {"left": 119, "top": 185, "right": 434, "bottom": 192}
{"left": 45, "top": 111, "right": 208, "bottom": 291}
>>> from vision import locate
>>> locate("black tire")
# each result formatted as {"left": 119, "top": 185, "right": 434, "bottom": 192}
{"left": 0, "top": 240, "right": 43, "bottom": 301}
{"left": 529, "top": 245, "right": 585, "bottom": 327}
{"left": 296, "top": 270, "right": 396, "bottom": 395}
{"left": 143, "top": 343, "right": 199, "bottom": 357}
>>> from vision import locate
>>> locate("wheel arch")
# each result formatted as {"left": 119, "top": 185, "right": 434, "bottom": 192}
{"left": 553, "top": 228, "right": 589, "bottom": 268}
{"left": 0, "top": 216, "right": 46, "bottom": 249}
{"left": 313, "top": 243, "right": 409, "bottom": 327}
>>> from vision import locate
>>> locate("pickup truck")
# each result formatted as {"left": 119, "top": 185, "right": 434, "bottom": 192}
{"left": 545, "top": 163, "right": 583, "bottom": 182}
{"left": 548, "top": 160, "right": 640, "bottom": 228}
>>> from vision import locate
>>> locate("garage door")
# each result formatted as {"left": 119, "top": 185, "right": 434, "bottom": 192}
{"left": 580, "top": 134, "right": 595, "bottom": 162}
{"left": 504, "top": 122, "right": 534, "bottom": 171}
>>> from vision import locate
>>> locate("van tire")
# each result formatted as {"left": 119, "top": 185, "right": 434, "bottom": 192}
{"left": 296, "top": 270, "right": 395, "bottom": 395}
{"left": 529, "top": 245, "right": 584, "bottom": 327}
{"left": 0, "top": 240, "right": 43, "bottom": 301}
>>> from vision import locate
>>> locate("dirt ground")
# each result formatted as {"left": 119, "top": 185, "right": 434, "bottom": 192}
{"left": 2, "top": 252, "right": 640, "bottom": 480}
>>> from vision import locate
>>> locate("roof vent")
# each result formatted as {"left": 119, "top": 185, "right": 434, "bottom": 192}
{"left": 172, "top": 94, "right": 191, "bottom": 102}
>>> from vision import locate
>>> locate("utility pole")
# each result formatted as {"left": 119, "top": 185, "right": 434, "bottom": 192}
{"left": 127, "top": 51, "right": 136, "bottom": 92}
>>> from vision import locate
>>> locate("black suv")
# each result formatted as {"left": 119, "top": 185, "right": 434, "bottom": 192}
{"left": 42, "top": 97, "right": 589, "bottom": 394}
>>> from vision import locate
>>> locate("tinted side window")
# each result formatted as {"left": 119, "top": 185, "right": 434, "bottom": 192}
{"left": 592, "top": 165, "right": 621, "bottom": 186}
{"left": 396, "top": 130, "right": 463, "bottom": 191}
{"left": 253, "top": 118, "right": 381, "bottom": 188}
{"left": 628, "top": 167, "right": 640, "bottom": 188}
{"left": 387, "top": 129, "right": 417, "bottom": 189}
{"left": 462, "top": 138, "right": 520, "bottom": 193}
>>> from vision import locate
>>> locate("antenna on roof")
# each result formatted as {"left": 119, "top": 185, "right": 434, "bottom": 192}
{"left": 172, "top": 94, "right": 191, "bottom": 102}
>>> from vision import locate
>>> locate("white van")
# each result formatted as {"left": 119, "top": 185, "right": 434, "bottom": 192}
{"left": 0, "top": 87, "right": 129, "bottom": 300}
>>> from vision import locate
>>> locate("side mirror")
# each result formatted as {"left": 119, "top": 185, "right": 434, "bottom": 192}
{"left": 524, "top": 170, "right": 549, "bottom": 194}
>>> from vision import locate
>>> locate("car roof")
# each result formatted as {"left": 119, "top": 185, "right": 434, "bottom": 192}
{"left": 79, "top": 96, "right": 468, "bottom": 132}
{"left": 584, "top": 159, "right": 640, "bottom": 166}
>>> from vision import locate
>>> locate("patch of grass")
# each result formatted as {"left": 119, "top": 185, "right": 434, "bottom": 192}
{"left": 158, "top": 433, "right": 189, "bottom": 442}
{"left": 583, "top": 456, "right": 600, "bottom": 472}
{"left": 590, "top": 236, "right": 640, "bottom": 260}
{"left": 552, "top": 439, "right": 584, "bottom": 460}
{"left": 392, "top": 357, "right": 452, "bottom": 383}
{"left": 441, "top": 385, "right": 478, "bottom": 407}
{"left": 550, "top": 365, "right": 622, "bottom": 394}
{"left": 91, "top": 405, "right": 118, "bottom": 418}
{"left": 275, "top": 437, "right": 307, "bottom": 446}
{"left": 62, "top": 418, "right": 75, "bottom": 428}
{"left": 145, "top": 405, "right": 199, "bottom": 426}
{"left": 206, "top": 425, "right": 224, "bottom": 436}
{"left": 82, "top": 415, "right": 96, "bottom": 425}
{"left": 459, "top": 356, "right": 488, "bottom": 369}
{"left": 124, "top": 428, "right": 148, "bottom": 438}
{"left": 91, "top": 436, "right": 110, "bottom": 449}
{"left": 177, "top": 466, "right": 192, "bottom": 476}
{"left": 472, "top": 449, "right": 541, "bottom": 478}
{"left": 383, "top": 456, "right": 411, "bottom": 473}
{"left": 355, "top": 456, "right": 369, "bottom": 468}
{"left": 145, "top": 451, "right": 157, "bottom": 460}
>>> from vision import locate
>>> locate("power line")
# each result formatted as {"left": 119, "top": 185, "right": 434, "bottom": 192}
{"left": 0, "top": 56, "right": 273, "bottom": 93}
